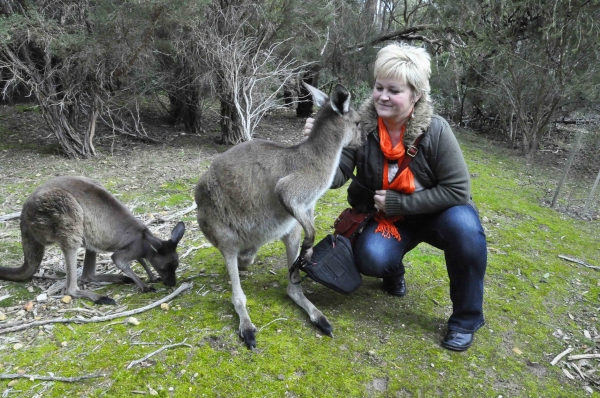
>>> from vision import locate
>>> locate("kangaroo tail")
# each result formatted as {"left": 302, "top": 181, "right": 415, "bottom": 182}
{"left": 0, "top": 227, "right": 44, "bottom": 281}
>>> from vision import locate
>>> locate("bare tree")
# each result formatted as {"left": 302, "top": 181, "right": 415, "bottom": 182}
{"left": 0, "top": 1, "right": 163, "bottom": 158}
{"left": 196, "top": 2, "right": 308, "bottom": 144}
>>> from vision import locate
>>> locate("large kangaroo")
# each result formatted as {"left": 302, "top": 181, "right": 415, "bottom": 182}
{"left": 0, "top": 176, "right": 185, "bottom": 304}
{"left": 195, "top": 83, "right": 364, "bottom": 349}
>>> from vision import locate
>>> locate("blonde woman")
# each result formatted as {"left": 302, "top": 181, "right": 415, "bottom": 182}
{"left": 306, "top": 43, "right": 487, "bottom": 351}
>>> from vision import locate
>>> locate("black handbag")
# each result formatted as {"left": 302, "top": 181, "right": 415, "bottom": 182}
{"left": 290, "top": 234, "right": 361, "bottom": 295}
{"left": 289, "top": 136, "right": 423, "bottom": 294}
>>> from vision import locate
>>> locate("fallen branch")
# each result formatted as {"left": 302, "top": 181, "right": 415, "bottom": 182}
{"left": 0, "top": 212, "right": 20, "bottom": 222}
{"left": 180, "top": 243, "right": 212, "bottom": 259}
{"left": 145, "top": 203, "right": 197, "bottom": 225}
{"left": 558, "top": 255, "right": 600, "bottom": 271}
{"left": 0, "top": 282, "right": 194, "bottom": 335}
{"left": 571, "top": 362, "right": 586, "bottom": 380}
{"left": 568, "top": 353, "right": 600, "bottom": 360}
{"left": 550, "top": 347, "right": 573, "bottom": 365}
{"left": 126, "top": 338, "right": 192, "bottom": 369}
{"left": 0, "top": 373, "right": 104, "bottom": 383}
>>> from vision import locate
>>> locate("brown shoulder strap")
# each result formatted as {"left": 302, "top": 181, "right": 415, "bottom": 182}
{"left": 397, "top": 133, "right": 424, "bottom": 174}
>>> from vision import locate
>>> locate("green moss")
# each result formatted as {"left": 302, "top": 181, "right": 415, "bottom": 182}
{"left": 0, "top": 128, "right": 599, "bottom": 396}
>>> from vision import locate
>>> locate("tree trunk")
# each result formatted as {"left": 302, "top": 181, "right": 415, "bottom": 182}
{"left": 219, "top": 96, "right": 244, "bottom": 145}
{"left": 583, "top": 166, "right": 600, "bottom": 215}
{"left": 551, "top": 129, "right": 584, "bottom": 208}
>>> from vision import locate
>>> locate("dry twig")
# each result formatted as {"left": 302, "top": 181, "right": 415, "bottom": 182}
{"left": 558, "top": 255, "right": 600, "bottom": 271}
{"left": 145, "top": 203, "right": 197, "bottom": 226}
{"left": 568, "top": 353, "right": 600, "bottom": 360}
{"left": 126, "top": 338, "right": 192, "bottom": 369}
{"left": 0, "top": 373, "right": 104, "bottom": 383}
{"left": 0, "top": 212, "right": 20, "bottom": 222}
{"left": 0, "top": 283, "right": 193, "bottom": 335}
{"left": 550, "top": 347, "right": 573, "bottom": 365}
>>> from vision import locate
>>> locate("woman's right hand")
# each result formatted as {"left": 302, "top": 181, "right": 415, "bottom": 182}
{"left": 303, "top": 118, "right": 315, "bottom": 137}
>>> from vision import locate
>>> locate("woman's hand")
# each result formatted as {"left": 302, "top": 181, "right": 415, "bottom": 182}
{"left": 374, "top": 190, "right": 386, "bottom": 212}
{"left": 303, "top": 118, "right": 315, "bottom": 137}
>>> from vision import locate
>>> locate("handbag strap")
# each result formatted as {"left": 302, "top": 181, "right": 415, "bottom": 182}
{"left": 288, "top": 134, "right": 424, "bottom": 286}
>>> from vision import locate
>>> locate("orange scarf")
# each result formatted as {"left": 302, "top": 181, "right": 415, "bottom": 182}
{"left": 375, "top": 117, "right": 416, "bottom": 241}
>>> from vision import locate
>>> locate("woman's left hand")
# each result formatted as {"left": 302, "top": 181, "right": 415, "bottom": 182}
{"left": 374, "top": 190, "right": 386, "bottom": 212}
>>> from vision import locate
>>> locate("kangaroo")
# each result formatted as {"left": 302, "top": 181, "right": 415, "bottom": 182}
{"left": 0, "top": 176, "right": 185, "bottom": 305}
{"left": 195, "top": 83, "right": 364, "bottom": 349}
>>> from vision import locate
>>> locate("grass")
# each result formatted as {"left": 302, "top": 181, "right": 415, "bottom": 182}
{"left": 0, "top": 126, "right": 599, "bottom": 397}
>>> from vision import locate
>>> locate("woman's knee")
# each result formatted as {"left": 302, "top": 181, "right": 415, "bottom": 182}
{"left": 354, "top": 224, "right": 406, "bottom": 277}
{"left": 438, "top": 205, "right": 485, "bottom": 241}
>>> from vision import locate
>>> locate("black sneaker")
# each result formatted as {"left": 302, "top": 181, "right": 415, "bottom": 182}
{"left": 382, "top": 275, "right": 406, "bottom": 297}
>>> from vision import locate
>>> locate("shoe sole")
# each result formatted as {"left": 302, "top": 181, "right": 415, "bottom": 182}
{"left": 441, "top": 342, "right": 472, "bottom": 352}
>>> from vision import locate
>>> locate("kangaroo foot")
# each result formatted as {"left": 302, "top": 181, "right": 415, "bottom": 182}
{"left": 314, "top": 316, "right": 333, "bottom": 337}
{"left": 240, "top": 328, "right": 257, "bottom": 350}
{"left": 94, "top": 296, "right": 117, "bottom": 305}
{"left": 140, "top": 285, "right": 156, "bottom": 293}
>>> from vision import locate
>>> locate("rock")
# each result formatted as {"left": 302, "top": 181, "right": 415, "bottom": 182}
{"left": 7, "top": 380, "right": 18, "bottom": 387}
{"left": 13, "top": 343, "right": 23, "bottom": 350}
{"left": 0, "top": 312, "right": 6, "bottom": 321}
{"left": 36, "top": 293, "right": 48, "bottom": 302}
{"left": 127, "top": 317, "right": 140, "bottom": 326}
{"left": 61, "top": 296, "right": 72, "bottom": 304}
{"left": 160, "top": 303, "right": 169, "bottom": 311}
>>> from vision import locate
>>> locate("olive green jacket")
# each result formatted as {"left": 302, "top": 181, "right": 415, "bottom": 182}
{"left": 331, "top": 98, "right": 472, "bottom": 216}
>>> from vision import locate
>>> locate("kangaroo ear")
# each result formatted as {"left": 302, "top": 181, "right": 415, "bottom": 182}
{"left": 330, "top": 84, "right": 351, "bottom": 115}
{"left": 302, "top": 82, "right": 329, "bottom": 107}
{"left": 170, "top": 221, "right": 185, "bottom": 245}
{"left": 144, "top": 230, "right": 163, "bottom": 253}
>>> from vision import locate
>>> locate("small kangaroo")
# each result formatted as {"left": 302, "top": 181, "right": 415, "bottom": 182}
{"left": 0, "top": 176, "right": 185, "bottom": 305}
{"left": 195, "top": 83, "right": 364, "bottom": 348}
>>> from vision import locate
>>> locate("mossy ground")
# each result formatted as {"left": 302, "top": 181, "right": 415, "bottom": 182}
{"left": 0, "top": 112, "right": 599, "bottom": 397}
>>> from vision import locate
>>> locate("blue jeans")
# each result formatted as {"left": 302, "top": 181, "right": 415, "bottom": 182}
{"left": 354, "top": 204, "right": 487, "bottom": 333}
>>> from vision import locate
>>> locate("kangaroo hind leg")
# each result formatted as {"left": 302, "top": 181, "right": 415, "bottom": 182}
{"left": 63, "top": 246, "right": 116, "bottom": 305}
{"left": 282, "top": 224, "right": 332, "bottom": 337}
{"left": 223, "top": 248, "right": 256, "bottom": 349}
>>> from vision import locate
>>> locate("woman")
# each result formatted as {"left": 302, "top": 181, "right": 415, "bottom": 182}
{"left": 305, "top": 43, "right": 487, "bottom": 351}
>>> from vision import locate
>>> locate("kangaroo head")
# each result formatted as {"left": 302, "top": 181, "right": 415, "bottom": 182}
{"left": 303, "top": 82, "right": 364, "bottom": 148}
{"left": 143, "top": 221, "right": 185, "bottom": 286}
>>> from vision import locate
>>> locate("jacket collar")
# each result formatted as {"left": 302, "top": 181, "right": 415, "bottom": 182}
{"left": 358, "top": 98, "right": 433, "bottom": 146}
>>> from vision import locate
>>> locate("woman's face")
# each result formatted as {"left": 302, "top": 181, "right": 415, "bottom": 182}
{"left": 373, "top": 77, "right": 419, "bottom": 124}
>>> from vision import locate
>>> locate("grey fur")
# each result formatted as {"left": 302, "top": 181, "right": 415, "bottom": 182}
{"left": 195, "top": 83, "right": 364, "bottom": 349}
{"left": 0, "top": 176, "right": 185, "bottom": 305}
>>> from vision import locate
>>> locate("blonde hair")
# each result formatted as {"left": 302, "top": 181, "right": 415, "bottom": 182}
{"left": 373, "top": 43, "right": 431, "bottom": 103}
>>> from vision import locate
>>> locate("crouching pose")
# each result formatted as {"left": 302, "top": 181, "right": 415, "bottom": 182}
{"left": 305, "top": 43, "right": 487, "bottom": 351}
{"left": 0, "top": 176, "right": 185, "bottom": 305}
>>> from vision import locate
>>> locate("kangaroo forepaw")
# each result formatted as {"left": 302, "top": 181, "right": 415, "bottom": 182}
{"left": 94, "top": 296, "right": 117, "bottom": 305}
{"left": 299, "top": 246, "right": 313, "bottom": 263}
{"left": 315, "top": 316, "right": 333, "bottom": 337}
{"left": 240, "top": 329, "right": 256, "bottom": 350}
